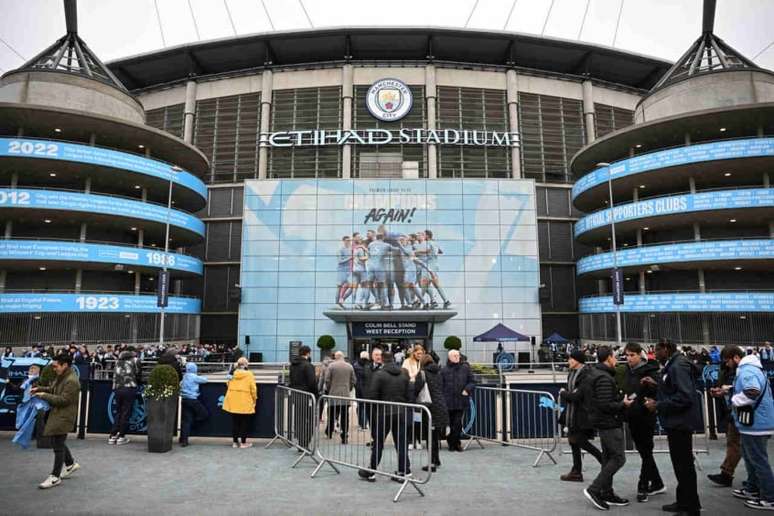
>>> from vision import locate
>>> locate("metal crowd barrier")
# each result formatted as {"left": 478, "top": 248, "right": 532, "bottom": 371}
{"left": 265, "top": 385, "right": 319, "bottom": 468}
{"left": 311, "top": 395, "right": 433, "bottom": 503}
{"left": 463, "top": 386, "right": 559, "bottom": 467}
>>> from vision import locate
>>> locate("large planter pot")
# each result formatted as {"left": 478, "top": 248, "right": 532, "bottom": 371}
{"left": 35, "top": 409, "right": 52, "bottom": 449}
{"left": 146, "top": 396, "right": 177, "bottom": 453}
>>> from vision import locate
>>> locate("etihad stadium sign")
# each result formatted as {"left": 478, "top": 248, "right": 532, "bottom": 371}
{"left": 265, "top": 77, "right": 518, "bottom": 148}
{"left": 265, "top": 128, "right": 517, "bottom": 147}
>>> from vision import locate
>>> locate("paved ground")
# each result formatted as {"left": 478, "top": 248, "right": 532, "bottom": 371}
{"left": 0, "top": 432, "right": 759, "bottom": 515}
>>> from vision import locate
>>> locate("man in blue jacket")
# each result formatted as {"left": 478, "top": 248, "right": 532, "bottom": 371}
{"left": 179, "top": 362, "right": 209, "bottom": 447}
{"left": 730, "top": 349, "right": 774, "bottom": 510}
{"left": 643, "top": 339, "right": 701, "bottom": 516}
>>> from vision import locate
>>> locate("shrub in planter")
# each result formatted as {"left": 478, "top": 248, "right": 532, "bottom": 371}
{"left": 144, "top": 364, "right": 180, "bottom": 453}
{"left": 35, "top": 364, "right": 56, "bottom": 449}
{"left": 317, "top": 335, "right": 335, "bottom": 360}
{"left": 443, "top": 336, "right": 462, "bottom": 351}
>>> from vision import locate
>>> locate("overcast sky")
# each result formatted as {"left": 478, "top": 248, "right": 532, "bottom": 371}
{"left": 1, "top": 0, "right": 773, "bottom": 75}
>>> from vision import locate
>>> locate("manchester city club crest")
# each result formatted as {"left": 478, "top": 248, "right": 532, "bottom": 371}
{"left": 366, "top": 78, "right": 413, "bottom": 122}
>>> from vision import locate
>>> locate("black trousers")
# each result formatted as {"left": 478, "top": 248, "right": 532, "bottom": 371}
{"left": 667, "top": 428, "right": 701, "bottom": 512}
{"left": 447, "top": 409, "right": 464, "bottom": 450}
{"left": 110, "top": 387, "right": 136, "bottom": 437}
{"left": 427, "top": 426, "right": 443, "bottom": 466}
{"left": 630, "top": 419, "right": 663, "bottom": 489}
{"left": 568, "top": 429, "right": 603, "bottom": 473}
{"left": 326, "top": 403, "right": 350, "bottom": 441}
{"left": 370, "top": 412, "right": 410, "bottom": 474}
{"left": 231, "top": 413, "right": 252, "bottom": 443}
{"left": 292, "top": 396, "right": 313, "bottom": 450}
{"left": 51, "top": 434, "right": 74, "bottom": 478}
{"left": 180, "top": 398, "right": 209, "bottom": 442}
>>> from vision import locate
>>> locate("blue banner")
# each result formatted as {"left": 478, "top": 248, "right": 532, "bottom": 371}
{"left": 573, "top": 138, "right": 774, "bottom": 199}
{"left": 0, "top": 189, "right": 205, "bottom": 237}
{"left": 575, "top": 188, "right": 774, "bottom": 237}
{"left": 0, "top": 138, "right": 207, "bottom": 201}
{"left": 0, "top": 293, "right": 201, "bottom": 313}
{"left": 577, "top": 239, "right": 774, "bottom": 274}
{"left": 0, "top": 240, "right": 203, "bottom": 275}
{"left": 579, "top": 292, "right": 774, "bottom": 313}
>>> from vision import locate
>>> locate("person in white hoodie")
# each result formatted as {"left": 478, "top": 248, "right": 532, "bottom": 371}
{"left": 729, "top": 348, "right": 774, "bottom": 511}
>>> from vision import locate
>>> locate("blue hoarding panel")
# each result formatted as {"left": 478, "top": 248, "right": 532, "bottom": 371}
{"left": 575, "top": 188, "right": 774, "bottom": 237}
{"left": 0, "top": 189, "right": 205, "bottom": 237}
{"left": 573, "top": 138, "right": 774, "bottom": 199}
{"left": 0, "top": 293, "right": 201, "bottom": 313}
{"left": 0, "top": 240, "right": 203, "bottom": 274}
{"left": 579, "top": 293, "right": 774, "bottom": 313}
{"left": 0, "top": 138, "right": 207, "bottom": 201}
{"left": 577, "top": 239, "right": 774, "bottom": 274}
{"left": 239, "top": 179, "right": 542, "bottom": 358}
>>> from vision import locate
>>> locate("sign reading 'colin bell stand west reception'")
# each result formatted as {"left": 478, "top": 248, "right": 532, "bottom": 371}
{"left": 238, "top": 179, "right": 541, "bottom": 362}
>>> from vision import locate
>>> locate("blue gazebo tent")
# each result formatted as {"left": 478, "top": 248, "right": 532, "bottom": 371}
{"left": 544, "top": 332, "right": 569, "bottom": 344}
{"left": 473, "top": 323, "right": 529, "bottom": 342}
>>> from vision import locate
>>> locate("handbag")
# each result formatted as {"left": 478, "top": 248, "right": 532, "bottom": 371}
{"left": 416, "top": 371, "right": 432, "bottom": 404}
{"left": 737, "top": 376, "right": 769, "bottom": 427}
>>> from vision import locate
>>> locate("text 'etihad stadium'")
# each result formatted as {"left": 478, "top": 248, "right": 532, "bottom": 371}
{"left": 265, "top": 128, "right": 518, "bottom": 147}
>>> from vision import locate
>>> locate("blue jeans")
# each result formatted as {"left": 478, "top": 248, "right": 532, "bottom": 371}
{"left": 741, "top": 433, "right": 774, "bottom": 502}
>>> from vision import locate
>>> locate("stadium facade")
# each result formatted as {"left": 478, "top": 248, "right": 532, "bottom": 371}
{"left": 0, "top": 23, "right": 206, "bottom": 345}
{"left": 2, "top": 19, "right": 770, "bottom": 356}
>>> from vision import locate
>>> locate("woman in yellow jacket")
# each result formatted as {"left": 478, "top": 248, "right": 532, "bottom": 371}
{"left": 223, "top": 357, "right": 257, "bottom": 449}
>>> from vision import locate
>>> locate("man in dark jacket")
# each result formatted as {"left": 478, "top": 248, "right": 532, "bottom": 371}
{"left": 644, "top": 339, "right": 701, "bottom": 516}
{"left": 559, "top": 350, "right": 603, "bottom": 482}
{"left": 359, "top": 352, "right": 414, "bottom": 481}
{"left": 289, "top": 345, "right": 317, "bottom": 450}
{"left": 583, "top": 346, "right": 633, "bottom": 511}
{"left": 361, "top": 346, "right": 383, "bottom": 445}
{"left": 353, "top": 351, "right": 371, "bottom": 429}
{"left": 440, "top": 349, "right": 475, "bottom": 452}
{"left": 622, "top": 342, "right": 665, "bottom": 502}
{"left": 32, "top": 354, "right": 81, "bottom": 489}
{"left": 157, "top": 348, "right": 183, "bottom": 381}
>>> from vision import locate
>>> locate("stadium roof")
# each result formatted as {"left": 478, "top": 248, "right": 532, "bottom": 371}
{"left": 106, "top": 27, "right": 672, "bottom": 93}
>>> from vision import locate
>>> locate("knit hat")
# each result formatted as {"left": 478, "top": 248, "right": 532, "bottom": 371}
{"left": 570, "top": 350, "right": 586, "bottom": 364}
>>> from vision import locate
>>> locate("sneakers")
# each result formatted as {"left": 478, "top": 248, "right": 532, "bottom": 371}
{"left": 421, "top": 465, "right": 437, "bottom": 472}
{"left": 239, "top": 443, "right": 253, "bottom": 449}
{"left": 115, "top": 436, "right": 131, "bottom": 446}
{"left": 60, "top": 463, "right": 80, "bottom": 479}
{"left": 745, "top": 499, "right": 774, "bottom": 511}
{"left": 637, "top": 491, "right": 648, "bottom": 503}
{"left": 107, "top": 435, "right": 117, "bottom": 445}
{"left": 604, "top": 494, "right": 630, "bottom": 507}
{"left": 38, "top": 475, "right": 61, "bottom": 489}
{"left": 560, "top": 471, "right": 584, "bottom": 482}
{"left": 232, "top": 443, "right": 240, "bottom": 448}
{"left": 584, "top": 488, "right": 610, "bottom": 511}
{"left": 408, "top": 444, "right": 414, "bottom": 450}
{"left": 358, "top": 469, "right": 376, "bottom": 482}
{"left": 648, "top": 483, "right": 667, "bottom": 496}
{"left": 734, "top": 488, "right": 761, "bottom": 500}
{"left": 707, "top": 472, "right": 733, "bottom": 487}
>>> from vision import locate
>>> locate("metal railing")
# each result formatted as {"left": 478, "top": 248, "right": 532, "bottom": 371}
{"left": 265, "top": 385, "right": 319, "bottom": 468}
{"left": 462, "top": 386, "right": 559, "bottom": 467}
{"left": 311, "top": 395, "right": 433, "bottom": 503}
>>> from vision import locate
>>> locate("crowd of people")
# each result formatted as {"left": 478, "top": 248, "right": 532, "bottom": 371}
{"left": 5, "top": 336, "right": 773, "bottom": 514}
{"left": 560, "top": 339, "right": 774, "bottom": 514}
{"left": 2, "top": 341, "right": 241, "bottom": 370}
{"left": 288, "top": 342, "right": 474, "bottom": 480}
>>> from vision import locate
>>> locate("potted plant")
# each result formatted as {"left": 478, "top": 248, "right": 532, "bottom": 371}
{"left": 35, "top": 363, "right": 57, "bottom": 449}
{"left": 443, "top": 336, "right": 462, "bottom": 351}
{"left": 316, "top": 335, "right": 335, "bottom": 360}
{"left": 144, "top": 364, "right": 179, "bottom": 453}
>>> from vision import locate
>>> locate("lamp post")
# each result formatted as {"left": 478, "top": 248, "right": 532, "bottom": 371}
{"left": 159, "top": 166, "right": 179, "bottom": 347}
{"left": 597, "top": 162, "right": 623, "bottom": 347}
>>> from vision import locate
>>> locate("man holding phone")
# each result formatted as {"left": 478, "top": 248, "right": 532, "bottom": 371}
{"left": 622, "top": 342, "right": 666, "bottom": 502}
